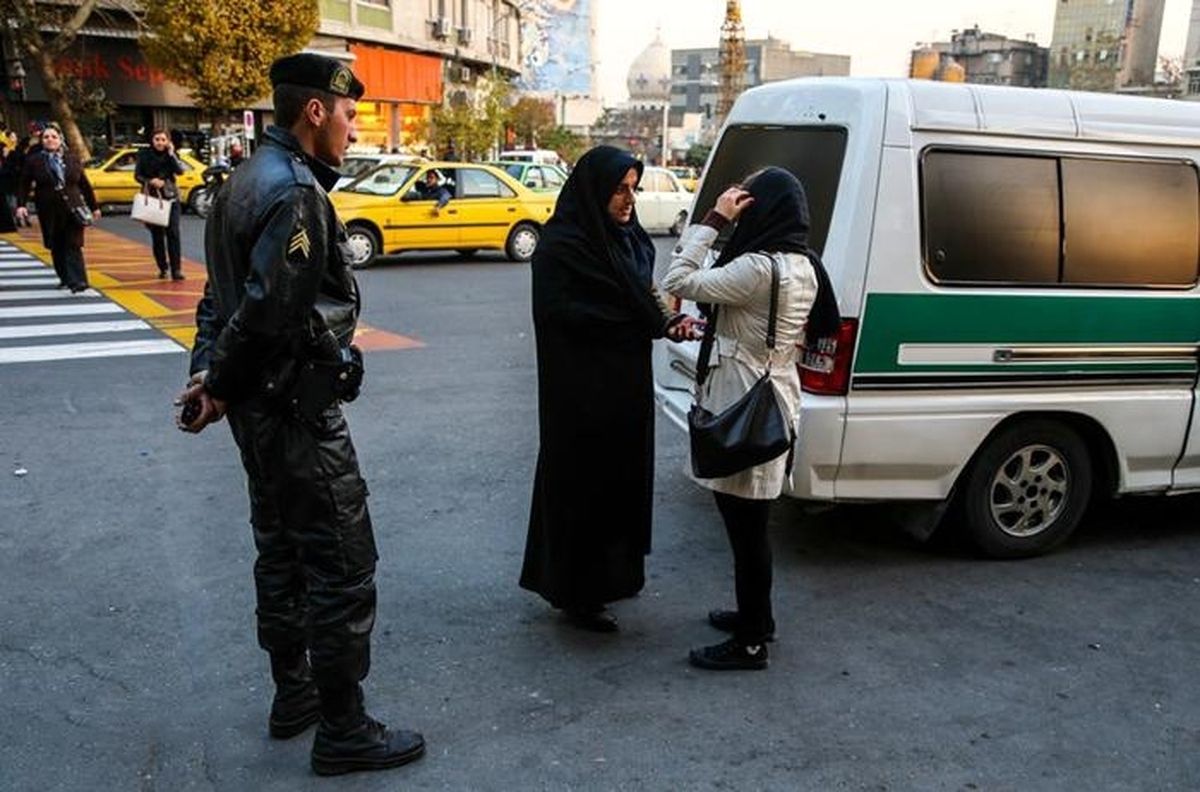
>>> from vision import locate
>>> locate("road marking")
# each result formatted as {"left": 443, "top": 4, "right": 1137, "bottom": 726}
{"left": 0, "top": 290, "right": 103, "bottom": 302}
{"left": 0, "top": 277, "right": 61, "bottom": 286}
{"left": 0, "top": 339, "right": 183, "bottom": 364}
{"left": 0, "top": 260, "right": 46, "bottom": 269}
{"left": 0, "top": 303, "right": 124, "bottom": 319}
{"left": 0, "top": 319, "right": 150, "bottom": 339}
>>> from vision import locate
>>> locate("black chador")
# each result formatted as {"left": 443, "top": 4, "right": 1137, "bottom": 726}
{"left": 520, "top": 146, "right": 674, "bottom": 615}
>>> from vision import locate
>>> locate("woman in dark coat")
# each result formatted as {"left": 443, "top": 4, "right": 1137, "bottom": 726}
{"left": 0, "top": 143, "right": 17, "bottom": 233}
{"left": 134, "top": 128, "right": 186, "bottom": 279}
{"left": 16, "top": 124, "right": 99, "bottom": 292}
{"left": 520, "top": 145, "right": 699, "bottom": 632}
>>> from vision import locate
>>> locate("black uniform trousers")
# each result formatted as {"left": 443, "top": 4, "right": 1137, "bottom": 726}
{"left": 226, "top": 399, "right": 378, "bottom": 702}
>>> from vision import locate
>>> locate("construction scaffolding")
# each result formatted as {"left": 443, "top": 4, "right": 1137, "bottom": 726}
{"left": 716, "top": 0, "right": 746, "bottom": 127}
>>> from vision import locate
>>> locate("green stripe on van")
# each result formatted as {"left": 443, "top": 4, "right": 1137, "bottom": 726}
{"left": 854, "top": 293, "right": 1200, "bottom": 375}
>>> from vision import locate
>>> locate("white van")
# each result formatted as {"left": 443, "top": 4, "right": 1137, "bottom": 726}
{"left": 654, "top": 78, "right": 1200, "bottom": 558}
{"left": 499, "top": 148, "right": 566, "bottom": 168}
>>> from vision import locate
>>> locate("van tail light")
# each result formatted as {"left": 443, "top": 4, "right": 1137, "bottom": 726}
{"left": 800, "top": 318, "right": 858, "bottom": 396}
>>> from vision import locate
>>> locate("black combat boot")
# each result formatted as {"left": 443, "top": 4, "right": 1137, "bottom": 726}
{"left": 268, "top": 651, "right": 321, "bottom": 739}
{"left": 310, "top": 685, "right": 425, "bottom": 776}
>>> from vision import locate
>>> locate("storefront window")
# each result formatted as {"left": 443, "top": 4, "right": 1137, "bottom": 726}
{"left": 354, "top": 101, "right": 391, "bottom": 151}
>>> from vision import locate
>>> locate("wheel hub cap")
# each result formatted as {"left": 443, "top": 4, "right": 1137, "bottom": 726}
{"left": 989, "top": 444, "right": 1069, "bottom": 537}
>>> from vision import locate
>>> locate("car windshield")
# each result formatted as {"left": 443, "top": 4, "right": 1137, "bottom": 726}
{"left": 340, "top": 158, "right": 379, "bottom": 180}
{"left": 343, "top": 165, "right": 416, "bottom": 196}
{"left": 501, "top": 164, "right": 524, "bottom": 179}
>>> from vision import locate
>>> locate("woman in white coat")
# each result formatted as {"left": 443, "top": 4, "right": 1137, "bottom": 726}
{"left": 662, "top": 167, "right": 840, "bottom": 670}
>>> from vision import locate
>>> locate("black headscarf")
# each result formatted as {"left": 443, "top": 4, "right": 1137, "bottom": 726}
{"left": 705, "top": 167, "right": 840, "bottom": 341}
{"left": 531, "top": 145, "right": 665, "bottom": 338}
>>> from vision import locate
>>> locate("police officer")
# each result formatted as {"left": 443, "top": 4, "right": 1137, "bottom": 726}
{"left": 177, "top": 53, "right": 424, "bottom": 776}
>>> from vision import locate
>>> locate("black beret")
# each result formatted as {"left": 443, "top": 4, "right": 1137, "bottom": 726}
{"left": 269, "top": 52, "right": 365, "bottom": 100}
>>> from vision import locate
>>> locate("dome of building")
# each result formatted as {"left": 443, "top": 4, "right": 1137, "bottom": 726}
{"left": 627, "top": 32, "right": 672, "bottom": 102}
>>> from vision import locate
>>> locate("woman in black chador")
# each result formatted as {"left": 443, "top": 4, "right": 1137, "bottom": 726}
{"left": 520, "top": 145, "right": 699, "bottom": 632}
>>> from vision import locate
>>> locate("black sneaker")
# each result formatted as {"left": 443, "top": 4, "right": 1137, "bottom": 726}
{"left": 707, "top": 609, "right": 775, "bottom": 642}
{"left": 689, "top": 638, "right": 769, "bottom": 671}
{"left": 268, "top": 683, "right": 321, "bottom": 739}
{"left": 311, "top": 715, "right": 425, "bottom": 776}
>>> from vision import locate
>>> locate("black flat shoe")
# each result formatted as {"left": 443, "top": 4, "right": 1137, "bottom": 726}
{"left": 707, "top": 609, "right": 775, "bottom": 642}
{"left": 689, "top": 638, "right": 768, "bottom": 671}
{"left": 171, "top": 271, "right": 185, "bottom": 281}
{"left": 565, "top": 607, "right": 618, "bottom": 633}
{"left": 157, "top": 270, "right": 167, "bottom": 279}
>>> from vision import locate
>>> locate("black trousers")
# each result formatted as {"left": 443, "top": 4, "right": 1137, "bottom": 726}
{"left": 713, "top": 491, "right": 775, "bottom": 644}
{"left": 226, "top": 401, "right": 379, "bottom": 711}
{"left": 149, "top": 201, "right": 182, "bottom": 275}
{"left": 50, "top": 236, "right": 88, "bottom": 289}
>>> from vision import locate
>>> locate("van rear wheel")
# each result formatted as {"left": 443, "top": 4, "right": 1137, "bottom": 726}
{"left": 958, "top": 420, "right": 1092, "bottom": 559}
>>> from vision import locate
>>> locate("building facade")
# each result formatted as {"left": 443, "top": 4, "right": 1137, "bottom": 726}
{"left": 1047, "top": 0, "right": 1165, "bottom": 92}
{"left": 1, "top": 0, "right": 523, "bottom": 155}
{"left": 670, "top": 36, "right": 850, "bottom": 125}
{"left": 911, "top": 26, "right": 1048, "bottom": 87}
{"left": 1185, "top": 0, "right": 1200, "bottom": 99}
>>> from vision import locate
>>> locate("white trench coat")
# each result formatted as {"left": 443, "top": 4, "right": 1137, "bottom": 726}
{"left": 661, "top": 223, "right": 817, "bottom": 500}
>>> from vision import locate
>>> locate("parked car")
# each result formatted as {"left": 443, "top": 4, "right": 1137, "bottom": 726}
{"left": 330, "top": 161, "right": 555, "bottom": 267}
{"left": 85, "top": 146, "right": 208, "bottom": 213}
{"left": 498, "top": 148, "right": 565, "bottom": 167}
{"left": 668, "top": 165, "right": 699, "bottom": 192}
{"left": 654, "top": 76, "right": 1200, "bottom": 559}
{"left": 334, "top": 153, "right": 426, "bottom": 191}
{"left": 636, "top": 166, "right": 692, "bottom": 235}
{"left": 488, "top": 161, "right": 568, "bottom": 192}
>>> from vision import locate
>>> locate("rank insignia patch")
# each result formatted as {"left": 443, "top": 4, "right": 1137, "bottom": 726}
{"left": 288, "top": 227, "right": 312, "bottom": 260}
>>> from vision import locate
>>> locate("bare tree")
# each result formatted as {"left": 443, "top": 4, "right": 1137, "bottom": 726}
{"left": 9, "top": 0, "right": 143, "bottom": 159}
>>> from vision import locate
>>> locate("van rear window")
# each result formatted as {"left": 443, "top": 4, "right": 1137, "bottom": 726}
{"left": 694, "top": 126, "right": 848, "bottom": 256}
{"left": 922, "top": 150, "right": 1200, "bottom": 288}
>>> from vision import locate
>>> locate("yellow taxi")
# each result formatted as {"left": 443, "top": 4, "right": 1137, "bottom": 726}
{"left": 330, "top": 161, "right": 556, "bottom": 267}
{"left": 85, "top": 146, "right": 208, "bottom": 211}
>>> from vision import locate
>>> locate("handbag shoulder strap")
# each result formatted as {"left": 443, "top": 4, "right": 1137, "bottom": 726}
{"left": 765, "top": 254, "right": 780, "bottom": 351}
{"left": 695, "top": 253, "right": 781, "bottom": 387}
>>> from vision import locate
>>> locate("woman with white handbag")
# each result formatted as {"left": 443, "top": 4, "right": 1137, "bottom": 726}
{"left": 134, "top": 129, "right": 186, "bottom": 280}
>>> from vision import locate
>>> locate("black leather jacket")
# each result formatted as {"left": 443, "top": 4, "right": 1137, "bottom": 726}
{"left": 190, "top": 126, "right": 360, "bottom": 403}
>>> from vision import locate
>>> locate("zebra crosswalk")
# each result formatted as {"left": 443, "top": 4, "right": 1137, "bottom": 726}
{"left": 0, "top": 240, "right": 184, "bottom": 365}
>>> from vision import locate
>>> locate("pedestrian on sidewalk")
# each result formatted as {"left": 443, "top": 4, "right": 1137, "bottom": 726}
{"left": 0, "top": 142, "right": 17, "bottom": 233}
{"left": 4, "top": 139, "right": 32, "bottom": 228}
{"left": 176, "top": 52, "right": 425, "bottom": 778}
{"left": 135, "top": 128, "right": 186, "bottom": 280}
{"left": 15, "top": 123, "right": 100, "bottom": 292}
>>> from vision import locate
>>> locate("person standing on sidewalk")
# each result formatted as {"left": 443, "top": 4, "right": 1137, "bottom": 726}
{"left": 15, "top": 123, "right": 100, "bottom": 292}
{"left": 134, "top": 129, "right": 186, "bottom": 280}
{"left": 176, "top": 53, "right": 425, "bottom": 777}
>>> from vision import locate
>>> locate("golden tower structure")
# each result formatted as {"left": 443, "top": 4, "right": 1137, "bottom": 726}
{"left": 716, "top": 0, "right": 746, "bottom": 126}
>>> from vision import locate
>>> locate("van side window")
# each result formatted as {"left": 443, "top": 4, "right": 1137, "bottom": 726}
{"left": 923, "top": 150, "right": 1200, "bottom": 288}
{"left": 924, "top": 152, "right": 1059, "bottom": 283}
{"left": 1061, "top": 159, "right": 1199, "bottom": 287}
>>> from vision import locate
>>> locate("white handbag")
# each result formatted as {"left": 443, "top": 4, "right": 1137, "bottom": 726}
{"left": 131, "top": 187, "right": 173, "bottom": 227}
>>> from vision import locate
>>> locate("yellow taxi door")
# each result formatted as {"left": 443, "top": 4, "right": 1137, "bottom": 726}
{"left": 90, "top": 150, "right": 140, "bottom": 205}
{"left": 387, "top": 167, "right": 460, "bottom": 252}
{"left": 450, "top": 167, "right": 519, "bottom": 249}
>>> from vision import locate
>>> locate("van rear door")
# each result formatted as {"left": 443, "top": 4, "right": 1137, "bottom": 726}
{"left": 653, "top": 124, "right": 850, "bottom": 428}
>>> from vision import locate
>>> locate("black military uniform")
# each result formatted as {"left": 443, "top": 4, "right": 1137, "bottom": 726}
{"left": 189, "top": 53, "right": 423, "bottom": 776}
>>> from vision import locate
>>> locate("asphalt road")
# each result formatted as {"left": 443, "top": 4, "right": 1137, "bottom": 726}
{"left": 1, "top": 215, "right": 1199, "bottom": 790}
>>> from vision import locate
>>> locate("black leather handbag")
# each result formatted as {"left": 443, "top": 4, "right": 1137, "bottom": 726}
{"left": 688, "top": 256, "right": 793, "bottom": 479}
